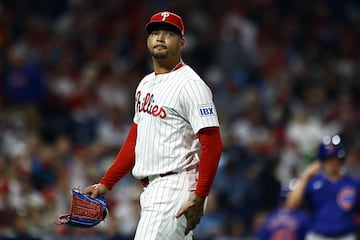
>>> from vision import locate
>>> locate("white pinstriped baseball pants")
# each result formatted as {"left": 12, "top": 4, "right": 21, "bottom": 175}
{"left": 306, "top": 232, "right": 356, "bottom": 240}
{"left": 134, "top": 168, "right": 198, "bottom": 240}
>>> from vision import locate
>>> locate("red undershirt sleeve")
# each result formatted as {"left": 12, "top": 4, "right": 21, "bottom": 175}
{"left": 99, "top": 123, "right": 137, "bottom": 190}
{"left": 195, "top": 126, "right": 223, "bottom": 197}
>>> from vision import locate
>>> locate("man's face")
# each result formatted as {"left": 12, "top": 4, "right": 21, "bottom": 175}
{"left": 147, "top": 27, "right": 184, "bottom": 60}
{"left": 322, "top": 156, "right": 342, "bottom": 175}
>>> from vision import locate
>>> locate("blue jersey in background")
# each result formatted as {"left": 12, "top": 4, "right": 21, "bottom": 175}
{"left": 305, "top": 172, "right": 360, "bottom": 237}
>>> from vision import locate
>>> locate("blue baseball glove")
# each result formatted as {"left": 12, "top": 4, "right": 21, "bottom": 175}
{"left": 57, "top": 188, "right": 108, "bottom": 228}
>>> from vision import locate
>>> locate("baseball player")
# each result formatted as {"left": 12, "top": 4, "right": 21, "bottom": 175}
{"left": 286, "top": 135, "right": 360, "bottom": 240}
{"left": 257, "top": 181, "right": 311, "bottom": 240}
{"left": 84, "top": 11, "right": 223, "bottom": 240}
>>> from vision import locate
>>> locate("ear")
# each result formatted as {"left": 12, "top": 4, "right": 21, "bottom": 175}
{"left": 180, "top": 37, "right": 185, "bottom": 47}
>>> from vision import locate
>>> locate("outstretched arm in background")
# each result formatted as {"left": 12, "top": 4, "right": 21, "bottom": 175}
{"left": 286, "top": 161, "right": 321, "bottom": 209}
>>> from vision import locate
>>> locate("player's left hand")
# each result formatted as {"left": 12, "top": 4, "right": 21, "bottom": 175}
{"left": 176, "top": 195, "right": 205, "bottom": 235}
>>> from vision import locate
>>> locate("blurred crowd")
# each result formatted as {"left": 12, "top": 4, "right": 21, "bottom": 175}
{"left": 1, "top": 0, "right": 360, "bottom": 239}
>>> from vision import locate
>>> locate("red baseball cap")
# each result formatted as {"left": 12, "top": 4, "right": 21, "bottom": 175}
{"left": 145, "top": 11, "right": 184, "bottom": 37}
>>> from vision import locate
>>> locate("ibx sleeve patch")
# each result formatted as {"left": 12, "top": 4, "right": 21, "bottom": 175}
{"left": 198, "top": 104, "right": 216, "bottom": 117}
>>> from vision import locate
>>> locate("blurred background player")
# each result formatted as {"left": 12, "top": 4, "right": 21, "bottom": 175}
{"left": 286, "top": 135, "right": 360, "bottom": 240}
{"left": 257, "top": 179, "right": 310, "bottom": 240}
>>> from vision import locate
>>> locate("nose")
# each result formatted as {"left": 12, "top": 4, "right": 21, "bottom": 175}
{"left": 156, "top": 31, "right": 167, "bottom": 41}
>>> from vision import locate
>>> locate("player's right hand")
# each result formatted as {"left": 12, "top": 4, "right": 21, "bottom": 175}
{"left": 176, "top": 195, "right": 205, "bottom": 235}
{"left": 84, "top": 183, "right": 109, "bottom": 199}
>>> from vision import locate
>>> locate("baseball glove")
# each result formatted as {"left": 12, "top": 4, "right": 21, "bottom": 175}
{"left": 57, "top": 188, "right": 108, "bottom": 228}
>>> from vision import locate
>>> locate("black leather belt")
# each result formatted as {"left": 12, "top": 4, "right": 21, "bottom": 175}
{"left": 140, "top": 171, "right": 177, "bottom": 187}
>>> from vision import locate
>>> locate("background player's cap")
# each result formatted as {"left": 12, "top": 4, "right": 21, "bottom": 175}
{"left": 145, "top": 11, "right": 184, "bottom": 37}
{"left": 317, "top": 134, "right": 346, "bottom": 161}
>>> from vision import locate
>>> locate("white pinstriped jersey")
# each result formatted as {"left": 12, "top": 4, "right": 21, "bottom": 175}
{"left": 132, "top": 64, "right": 220, "bottom": 179}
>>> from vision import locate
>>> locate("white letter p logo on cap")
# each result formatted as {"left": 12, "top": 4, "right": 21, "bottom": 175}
{"left": 161, "top": 12, "right": 170, "bottom": 21}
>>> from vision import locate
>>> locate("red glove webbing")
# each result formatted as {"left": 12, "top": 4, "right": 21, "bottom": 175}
{"left": 195, "top": 127, "right": 223, "bottom": 197}
{"left": 99, "top": 123, "right": 137, "bottom": 190}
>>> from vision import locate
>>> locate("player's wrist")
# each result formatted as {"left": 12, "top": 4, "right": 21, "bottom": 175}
{"left": 96, "top": 183, "right": 110, "bottom": 193}
{"left": 99, "top": 180, "right": 113, "bottom": 191}
{"left": 194, "top": 195, "right": 206, "bottom": 204}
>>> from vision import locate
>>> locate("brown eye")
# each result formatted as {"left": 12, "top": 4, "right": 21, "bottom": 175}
{"left": 150, "top": 31, "right": 159, "bottom": 36}
{"left": 165, "top": 31, "right": 175, "bottom": 37}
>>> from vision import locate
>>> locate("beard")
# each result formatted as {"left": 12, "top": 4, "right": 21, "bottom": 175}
{"left": 151, "top": 50, "right": 168, "bottom": 59}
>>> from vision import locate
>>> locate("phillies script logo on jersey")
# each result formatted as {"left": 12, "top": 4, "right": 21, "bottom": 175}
{"left": 136, "top": 91, "right": 166, "bottom": 118}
